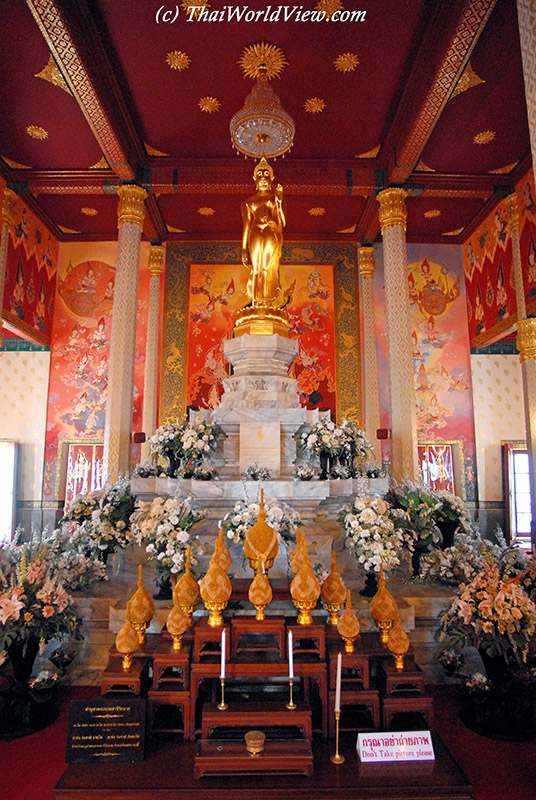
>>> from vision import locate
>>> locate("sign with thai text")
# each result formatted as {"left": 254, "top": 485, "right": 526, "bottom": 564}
{"left": 66, "top": 697, "right": 146, "bottom": 763}
{"left": 240, "top": 421, "right": 280, "bottom": 477}
{"left": 357, "top": 730, "right": 435, "bottom": 762}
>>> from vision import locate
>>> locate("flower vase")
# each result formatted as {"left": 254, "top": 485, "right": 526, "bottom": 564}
{"left": 439, "top": 519, "right": 458, "bottom": 550}
{"left": 166, "top": 452, "right": 181, "bottom": 477}
{"left": 7, "top": 637, "right": 40, "bottom": 687}
{"left": 411, "top": 545, "right": 427, "bottom": 577}
{"left": 153, "top": 571, "right": 173, "bottom": 600}
{"left": 359, "top": 571, "right": 379, "bottom": 597}
{"left": 319, "top": 451, "right": 330, "bottom": 480}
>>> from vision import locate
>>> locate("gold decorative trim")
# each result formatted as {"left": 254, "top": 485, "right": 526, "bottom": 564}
{"left": 442, "top": 228, "right": 464, "bottom": 236}
{"left": 1, "top": 188, "right": 17, "bottom": 230}
{"left": 355, "top": 145, "right": 380, "bottom": 159}
{"left": 309, "top": 207, "right": 326, "bottom": 216}
{"left": 337, "top": 223, "right": 357, "bottom": 234}
{"left": 167, "top": 224, "right": 186, "bottom": 233}
{"left": 238, "top": 43, "right": 287, "bottom": 80}
{"left": 89, "top": 156, "right": 109, "bottom": 169}
{"left": 473, "top": 130, "right": 495, "bottom": 145}
{"left": 197, "top": 207, "right": 215, "bottom": 216}
{"left": 26, "top": 124, "right": 48, "bottom": 140}
{"left": 489, "top": 161, "right": 519, "bottom": 174}
{"left": 117, "top": 185, "right": 147, "bottom": 229}
{"left": 2, "top": 156, "right": 31, "bottom": 169}
{"left": 377, "top": 187, "right": 407, "bottom": 233}
{"left": 424, "top": 209, "right": 441, "bottom": 218}
{"left": 145, "top": 143, "right": 169, "bottom": 157}
{"left": 54, "top": 437, "right": 104, "bottom": 502}
{"left": 358, "top": 246, "right": 375, "bottom": 279}
{"left": 58, "top": 225, "right": 81, "bottom": 234}
{"left": 418, "top": 439, "right": 466, "bottom": 500}
{"left": 415, "top": 159, "right": 435, "bottom": 172}
{"left": 81, "top": 206, "right": 98, "bottom": 216}
{"left": 149, "top": 244, "right": 165, "bottom": 277}
{"left": 304, "top": 98, "right": 325, "bottom": 114}
{"left": 450, "top": 60, "right": 485, "bottom": 100}
{"left": 35, "top": 54, "right": 70, "bottom": 94}
{"left": 505, "top": 193, "right": 520, "bottom": 234}
{"left": 516, "top": 318, "right": 536, "bottom": 362}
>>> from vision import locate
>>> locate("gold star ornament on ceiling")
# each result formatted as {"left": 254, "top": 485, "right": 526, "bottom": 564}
{"left": 182, "top": 0, "right": 210, "bottom": 18}
{"left": 304, "top": 98, "right": 325, "bottom": 114}
{"left": 334, "top": 53, "right": 359, "bottom": 72}
{"left": 81, "top": 207, "right": 98, "bottom": 216}
{"left": 198, "top": 96, "right": 221, "bottom": 113}
{"left": 166, "top": 50, "right": 191, "bottom": 71}
{"left": 238, "top": 43, "right": 287, "bottom": 80}
{"left": 473, "top": 130, "right": 495, "bottom": 145}
{"left": 198, "top": 207, "right": 215, "bottom": 216}
{"left": 26, "top": 125, "right": 48, "bottom": 140}
{"left": 315, "top": 0, "right": 344, "bottom": 19}
{"left": 309, "top": 207, "right": 326, "bottom": 216}
{"left": 424, "top": 209, "right": 441, "bottom": 218}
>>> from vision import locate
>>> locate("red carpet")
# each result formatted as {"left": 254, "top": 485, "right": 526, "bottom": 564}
{"left": 0, "top": 685, "right": 535, "bottom": 800}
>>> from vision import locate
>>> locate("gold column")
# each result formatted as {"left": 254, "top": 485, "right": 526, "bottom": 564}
{"left": 377, "top": 187, "right": 418, "bottom": 481}
{"left": 358, "top": 246, "right": 381, "bottom": 463}
{"left": 103, "top": 184, "right": 147, "bottom": 481}
{"left": 516, "top": 318, "right": 536, "bottom": 551}
{"left": 517, "top": 0, "right": 536, "bottom": 182}
{"left": 141, "top": 244, "right": 165, "bottom": 461}
{"left": 506, "top": 193, "right": 527, "bottom": 320}
{"left": 0, "top": 189, "right": 17, "bottom": 347}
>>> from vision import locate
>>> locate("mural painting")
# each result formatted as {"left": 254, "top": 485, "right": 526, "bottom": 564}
{"left": 2, "top": 193, "right": 58, "bottom": 344}
{"left": 516, "top": 169, "right": 536, "bottom": 316}
{"left": 187, "top": 262, "right": 337, "bottom": 415}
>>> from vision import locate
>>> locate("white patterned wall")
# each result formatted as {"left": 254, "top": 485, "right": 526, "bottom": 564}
{"left": 0, "top": 351, "right": 50, "bottom": 502}
{"left": 470, "top": 354, "right": 525, "bottom": 501}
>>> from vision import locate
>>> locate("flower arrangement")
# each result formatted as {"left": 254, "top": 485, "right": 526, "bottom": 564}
{"left": 385, "top": 482, "right": 442, "bottom": 575}
{"left": 130, "top": 496, "right": 204, "bottom": 586}
{"left": 60, "top": 476, "right": 136, "bottom": 555}
{"left": 45, "top": 529, "right": 108, "bottom": 591}
{"left": 0, "top": 536, "right": 81, "bottom": 687}
{"left": 181, "top": 414, "right": 223, "bottom": 464}
{"left": 220, "top": 497, "right": 300, "bottom": 547}
{"left": 293, "top": 464, "right": 319, "bottom": 481}
{"left": 330, "top": 463, "right": 352, "bottom": 479}
{"left": 420, "top": 532, "right": 488, "bottom": 586}
{"left": 148, "top": 419, "right": 188, "bottom": 475}
{"left": 339, "top": 496, "right": 404, "bottom": 574}
{"left": 241, "top": 463, "right": 272, "bottom": 481}
{"left": 300, "top": 417, "right": 339, "bottom": 456}
{"left": 340, "top": 418, "right": 374, "bottom": 465}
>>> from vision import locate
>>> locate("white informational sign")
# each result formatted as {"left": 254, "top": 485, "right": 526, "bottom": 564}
{"left": 239, "top": 422, "right": 280, "bottom": 477}
{"left": 357, "top": 731, "right": 435, "bottom": 763}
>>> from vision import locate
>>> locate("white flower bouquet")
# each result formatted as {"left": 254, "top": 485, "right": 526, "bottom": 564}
{"left": 339, "top": 496, "right": 404, "bottom": 574}
{"left": 220, "top": 497, "right": 300, "bottom": 547}
{"left": 149, "top": 419, "right": 188, "bottom": 475}
{"left": 180, "top": 414, "right": 222, "bottom": 465}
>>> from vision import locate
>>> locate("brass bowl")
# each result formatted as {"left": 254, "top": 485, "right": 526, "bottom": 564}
{"left": 245, "top": 730, "right": 266, "bottom": 756}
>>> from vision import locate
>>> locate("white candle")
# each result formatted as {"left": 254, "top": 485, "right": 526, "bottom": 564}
{"left": 288, "top": 630, "right": 294, "bottom": 679}
{"left": 220, "top": 629, "right": 226, "bottom": 679}
{"left": 335, "top": 652, "right": 342, "bottom": 712}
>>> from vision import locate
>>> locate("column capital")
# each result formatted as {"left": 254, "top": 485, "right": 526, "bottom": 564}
{"left": 505, "top": 193, "right": 520, "bottom": 234}
{"left": 358, "top": 246, "right": 375, "bottom": 279}
{"left": 517, "top": 317, "right": 536, "bottom": 361}
{"left": 377, "top": 187, "right": 407, "bottom": 233}
{"left": 117, "top": 184, "right": 147, "bottom": 229}
{"left": 1, "top": 188, "right": 17, "bottom": 230}
{"left": 149, "top": 244, "right": 165, "bottom": 277}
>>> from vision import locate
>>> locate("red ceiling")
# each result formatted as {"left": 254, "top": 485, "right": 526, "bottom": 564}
{"left": 0, "top": 0, "right": 531, "bottom": 244}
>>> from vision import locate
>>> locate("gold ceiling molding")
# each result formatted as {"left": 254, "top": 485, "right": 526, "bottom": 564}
{"left": 415, "top": 159, "right": 435, "bottom": 172}
{"left": 450, "top": 61, "right": 485, "bottom": 100}
{"left": 309, "top": 207, "right": 326, "bottom": 216}
{"left": 442, "top": 228, "right": 464, "bottom": 236}
{"left": 489, "top": 161, "right": 519, "bottom": 174}
{"left": 334, "top": 52, "right": 359, "bottom": 72}
{"left": 304, "top": 97, "right": 325, "bottom": 114}
{"left": 89, "top": 155, "right": 109, "bottom": 169}
{"left": 198, "top": 96, "right": 221, "bottom": 113}
{"left": 197, "top": 207, "right": 215, "bottom": 216}
{"left": 145, "top": 143, "right": 169, "bottom": 157}
{"left": 424, "top": 209, "right": 441, "bottom": 218}
{"left": 2, "top": 156, "right": 31, "bottom": 169}
{"left": 35, "top": 54, "right": 71, "bottom": 94}
{"left": 58, "top": 225, "right": 81, "bottom": 234}
{"left": 166, "top": 50, "right": 191, "bottom": 71}
{"left": 167, "top": 224, "right": 187, "bottom": 233}
{"left": 81, "top": 207, "right": 98, "bottom": 216}
{"left": 355, "top": 145, "right": 380, "bottom": 159}
{"left": 473, "top": 130, "right": 495, "bottom": 145}
{"left": 377, "top": 187, "right": 407, "bottom": 233}
{"left": 238, "top": 43, "right": 287, "bottom": 80}
{"left": 338, "top": 223, "right": 357, "bottom": 234}
{"left": 315, "top": 0, "right": 344, "bottom": 19}
{"left": 182, "top": 0, "right": 210, "bottom": 18}
{"left": 26, "top": 124, "right": 48, "bottom": 140}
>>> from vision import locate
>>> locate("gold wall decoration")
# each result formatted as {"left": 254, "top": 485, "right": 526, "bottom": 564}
{"left": 442, "top": 228, "right": 464, "bottom": 236}
{"left": 355, "top": 145, "right": 380, "bottom": 159}
{"left": 334, "top": 53, "right": 359, "bottom": 72}
{"left": 415, "top": 159, "right": 435, "bottom": 172}
{"left": 473, "top": 130, "right": 495, "bottom": 145}
{"left": 81, "top": 207, "right": 98, "bottom": 216}
{"left": 517, "top": 318, "right": 536, "bottom": 362}
{"left": 90, "top": 156, "right": 109, "bottom": 169}
{"left": 304, "top": 98, "right": 325, "bottom": 114}
{"left": 450, "top": 61, "right": 485, "bottom": 100}
{"left": 198, "top": 96, "right": 221, "bottom": 113}
{"left": 117, "top": 185, "right": 147, "bottom": 229}
{"left": 35, "top": 54, "right": 71, "bottom": 94}
{"left": 145, "top": 143, "right": 169, "bottom": 157}
{"left": 424, "top": 209, "right": 441, "bottom": 218}
{"left": 489, "top": 161, "right": 519, "bottom": 174}
{"left": 309, "top": 207, "right": 326, "bottom": 216}
{"left": 2, "top": 157, "right": 31, "bottom": 169}
{"left": 238, "top": 43, "right": 287, "bottom": 80}
{"left": 26, "top": 124, "right": 48, "bottom": 140}
{"left": 166, "top": 50, "right": 191, "bottom": 71}
{"left": 197, "top": 207, "right": 215, "bottom": 216}
{"left": 315, "top": 0, "right": 344, "bottom": 20}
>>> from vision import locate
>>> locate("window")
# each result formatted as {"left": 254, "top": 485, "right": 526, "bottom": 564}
{"left": 503, "top": 441, "right": 533, "bottom": 551}
{"left": 0, "top": 441, "right": 18, "bottom": 543}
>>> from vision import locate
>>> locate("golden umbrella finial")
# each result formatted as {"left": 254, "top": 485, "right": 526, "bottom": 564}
{"left": 248, "top": 555, "right": 273, "bottom": 620}
{"left": 174, "top": 544, "right": 201, "bottom": 627}
{"left": 115, "top": 621, "right": 139, "bottom": 670}
{"left": 290, "top": 539, "right": 320, "bottom": 625}
{"left": 244, "top": 489, "right": 279, "bottom": 574}
{"left": 200, "top": 541, "right": 232, "bottom": 627}
{"left": 337, "top": 590, "right": 360, "bottom": 652}
{"left": 321, "top": 550, "right": 347, "bottom": 625}
{"left": 369, "top": 565, "right": 399, "bottom": 646}
{"left": 126, "top": 565, "right": 154, "bottom": 645}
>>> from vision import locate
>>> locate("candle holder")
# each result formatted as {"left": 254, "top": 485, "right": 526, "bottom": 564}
{"left": 331, "top": 710, "right": 345, "bottom": 764}
{"left": 286, "top": 677, "right": 297, "bottom": 710}
{"left": 218, "top": 678, "right": 228, "bottom": 710}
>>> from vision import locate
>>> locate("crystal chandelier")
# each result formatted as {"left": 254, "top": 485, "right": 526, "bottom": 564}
{"left": 230, "top": 67, "right": 295, "bottom": 159}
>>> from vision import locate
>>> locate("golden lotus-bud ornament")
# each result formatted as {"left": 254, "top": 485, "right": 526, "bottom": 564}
{"left": 289, "top": 529, "right": 306, "bottom": 574}
{"left": 387, "top": 620, "right": 410, "bottom": 670}
{"left": 321, "top": 551, "right": 346, "bottom": 625}
{"left": 244, "top": 489, "right": 279, "bottom": 574}
{"left": 369, "top": 565, "right": 399, "bottom": 646}
{"left": 166, "top": 604, "right": 190, "bottom": 651}
{"left": 337, "top": 590, "right": 360, "bottom": 652}
{"left": 200, "top": 555, "right": 232, "bottom": 627}
{"left": 126, "top": 565, "right": 154, "bottom": 644}
{"left": 211, "top": 529, "right": 232, "bottom": 574}
{"left": 290, "top": 541, "right": 320, "bottom": 625}
{"left": 248, "top": 558, "right": 273, "bottom": 620}
{"left": 174, "top": 545, "right": 201, "bottom": 626}
{"left": 115, "top": 621, "right": 139, "bottom": 670}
